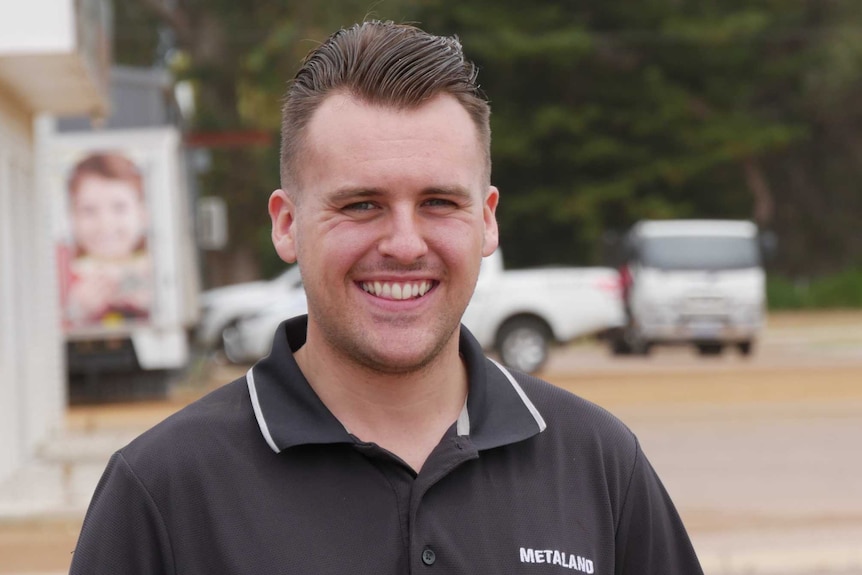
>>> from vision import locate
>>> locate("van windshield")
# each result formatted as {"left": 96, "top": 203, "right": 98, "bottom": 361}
{"left": 640, "top": 236, "right": 760, "bottom": 270}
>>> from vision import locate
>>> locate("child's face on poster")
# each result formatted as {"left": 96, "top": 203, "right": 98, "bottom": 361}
{"left": 72, "top": 175, "right": 148, "bottom": 259}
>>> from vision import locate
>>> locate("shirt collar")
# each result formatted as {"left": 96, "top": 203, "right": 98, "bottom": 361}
{"left": 247, "top": 315, "right": 546, "bottom": 454}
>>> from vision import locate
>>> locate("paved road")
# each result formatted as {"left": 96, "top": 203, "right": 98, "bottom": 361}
{"left": 1, "top": 310, "right": 860, "bottom": 574}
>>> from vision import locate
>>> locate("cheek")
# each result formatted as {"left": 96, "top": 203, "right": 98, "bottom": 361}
{"left": 73, "top": 215, "right": 98, "bottom": 238}
{"left": 431, "top": 220, "right": 485, "bottom": 256}
{"left": 297, "top": 220, "right": 373, "bottom": 266}
{"left": 126, "top": 215, "right": 146, "bottom": 236}
{"left": 121, "top": 207, "right": 147, "bottom": 235}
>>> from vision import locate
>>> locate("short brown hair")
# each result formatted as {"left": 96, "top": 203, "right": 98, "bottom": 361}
{"left": 280, "top": 20, "right": 491, "bottom": 191}
{"left": 68, "top": 152, "right": 144, "bottom": 199}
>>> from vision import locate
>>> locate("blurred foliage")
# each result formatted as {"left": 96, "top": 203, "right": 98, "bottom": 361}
{"left": 114, "top": 0, "right": 862, "bottom": 286}
{"left": 767, "top": 268, "right": 862, "bottom": 308}
{"left": 417, "top": 0, "right": 862, "bottom": 272}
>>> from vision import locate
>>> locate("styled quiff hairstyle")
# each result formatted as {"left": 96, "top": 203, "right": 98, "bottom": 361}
{"left": 280, "top": 20, "right": 491, "bottom": 191}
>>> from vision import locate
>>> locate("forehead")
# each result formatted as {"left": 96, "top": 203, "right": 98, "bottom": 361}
{"left": 73, "top": 176, "right": 141, "bottom": 204}
{"left": 296, "top": 93, "right": 484, "bottom": 191}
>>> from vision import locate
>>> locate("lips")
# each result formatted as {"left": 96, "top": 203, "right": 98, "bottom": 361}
{"left": 360, "top": 280, "right": 434, "bottom": 301}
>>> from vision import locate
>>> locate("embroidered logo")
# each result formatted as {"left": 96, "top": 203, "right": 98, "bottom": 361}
{"left": 519, "top": 547, "right": 595, "bottom": 573}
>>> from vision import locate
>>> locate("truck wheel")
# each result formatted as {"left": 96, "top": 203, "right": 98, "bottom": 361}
{"left": 737, "top": 341, "right": 753, "bottom": 356}
{"left": 496, "top": 318, "right": 550, "bottom": 373}
{"left": 212, "top": 321, "right": 239, "bottom": 365}
{"left": 696, "top": 343, "right": 724, "bottom": 356}
{"left": 222, "top": 322, "right": 253, "bottom": 365}
{"left": 632, "top": 341, "right": 653, "bottom": 356}
{"left": 606, "top": 327, "right": 634, "bottom": 356}
{"left": 611, "top": 336, "right": 633, "bottom": 356}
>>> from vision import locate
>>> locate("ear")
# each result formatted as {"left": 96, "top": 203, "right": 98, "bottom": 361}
{"left": 481, "top": 185, "right": 500, "bottom": 257}
{"left": 269, "top": 189, "right": 298, "bottom": 263}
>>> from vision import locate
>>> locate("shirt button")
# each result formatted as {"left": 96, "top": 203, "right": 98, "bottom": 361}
{"left": 421, "top": 548, "right": 436, "bottom": 565}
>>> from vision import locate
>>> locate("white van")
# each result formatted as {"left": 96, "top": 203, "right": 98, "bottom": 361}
{"left": 609, "top": 219, "right": 767, "bottom": 356}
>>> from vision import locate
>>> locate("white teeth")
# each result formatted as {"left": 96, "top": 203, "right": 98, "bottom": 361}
{"left": 361, "top": 281, "right": 432, "bottom": 301}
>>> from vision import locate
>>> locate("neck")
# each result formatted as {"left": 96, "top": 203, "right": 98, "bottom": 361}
{"left": 293, "top": 331, "right": 468, "bottom": 472}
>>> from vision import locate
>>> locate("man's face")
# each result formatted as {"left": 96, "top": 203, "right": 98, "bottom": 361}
{"left": 270, "top": 93, "right": 499, "bottom": 374}
{"left": 72, "top": 175, "right": 148, "bottom": 260}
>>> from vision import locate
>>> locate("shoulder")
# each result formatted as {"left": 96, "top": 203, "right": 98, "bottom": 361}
{"left": 487, "top": 366, "right": 646, "bottom": 520}
{"left": 518, "top": 370, "right": 636, "bottom": 443}
{"left": 509, "top": 369, "right": 640, "bottom": 472}
{"left": 117, "top": 377, "right": 258, "bottom": 479}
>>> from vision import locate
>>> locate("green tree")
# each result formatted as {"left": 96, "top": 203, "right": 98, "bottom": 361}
{"left": 417, "top": 1, "right": 799, "bottom": 266}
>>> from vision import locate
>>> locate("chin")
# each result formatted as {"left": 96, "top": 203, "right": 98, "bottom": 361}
{"left": 358, "top": 340, "right": 450, "bottom": 375}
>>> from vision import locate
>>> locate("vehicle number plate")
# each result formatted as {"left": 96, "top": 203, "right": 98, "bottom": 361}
{"left": 689, "top": 320, "right": 723, "bottom": 338}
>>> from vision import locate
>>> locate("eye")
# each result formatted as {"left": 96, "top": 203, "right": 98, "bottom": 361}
{"left": 343, "top": 201, "right": 377, "bottom": 212}
{"left": 423, "top": 198, "right": 459, "bottom": 208}
{"left": 78, "top": 205, "right": 98, "bottom": 217}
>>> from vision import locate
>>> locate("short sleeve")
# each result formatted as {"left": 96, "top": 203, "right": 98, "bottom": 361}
{"left": 70, "top": 451, "right": 175, "bottom": 575}
{"left": 614, "top": 439, "right": 703, "bottom": 575}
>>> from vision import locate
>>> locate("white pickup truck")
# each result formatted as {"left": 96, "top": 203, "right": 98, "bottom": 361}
{"left": 461, "top": 250, "right": 624, "bottom": 372}
{"left": 210, "top": 250, "right": 625, "bottom": 373}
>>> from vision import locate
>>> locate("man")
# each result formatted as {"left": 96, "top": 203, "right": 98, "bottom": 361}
{"left": 70, "top": 21, "right": 703, "bottom": 574}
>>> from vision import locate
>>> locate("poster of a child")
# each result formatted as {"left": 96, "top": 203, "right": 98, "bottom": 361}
{"left": 64, "top": 152, "right": 153, "bottom": 327}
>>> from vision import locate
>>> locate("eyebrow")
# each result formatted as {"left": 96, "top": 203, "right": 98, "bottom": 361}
{"left": 328, "top": 187, "right": 381, "bottom": 203}
{"left": 422, "top": 186, "right": 473, "bottom": 200}
{"left": 328, "top": 185, "right": 474, "bottom": 202}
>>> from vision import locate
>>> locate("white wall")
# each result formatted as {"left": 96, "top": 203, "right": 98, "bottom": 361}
{"left": 0, "top": 90, "right": 66, "bottom": 483}
{"left": 0, "top": 0, "right": 75, "bottom": 54}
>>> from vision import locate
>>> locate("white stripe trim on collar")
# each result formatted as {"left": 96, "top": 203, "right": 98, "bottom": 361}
{"left": 489, "top": 359, "right": 548, "bottom": 433}
{"left": 246, "top": 367, "right": 280, "bottom": 453}
{"left": 456, "top": 398, "right": 470, "bottom": 436}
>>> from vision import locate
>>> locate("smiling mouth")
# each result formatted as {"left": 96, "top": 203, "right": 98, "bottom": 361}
{"left": 360, "top": 280, "right": 435, "bottom": 301}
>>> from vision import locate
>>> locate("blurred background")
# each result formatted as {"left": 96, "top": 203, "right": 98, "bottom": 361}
{"left": 122, "top": 0, "right": 862, "bottom": 286}
{"left": 0, "top": 1, "right": 860, "bottom": 574}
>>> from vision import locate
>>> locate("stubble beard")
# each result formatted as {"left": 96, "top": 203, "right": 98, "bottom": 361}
{"left": 308, "top": 297, "right": 465, "bottom": 377}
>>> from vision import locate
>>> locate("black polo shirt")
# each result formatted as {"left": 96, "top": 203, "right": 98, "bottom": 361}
{"left": 70, "top": 315, "right": 702, "bottom": 575}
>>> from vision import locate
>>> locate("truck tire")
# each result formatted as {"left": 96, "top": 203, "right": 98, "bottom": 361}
{"left": 632, "top": 341, "right": 653, "bottom": 356}
{"left": 737, "top": 341, "right": 753, "bottom": 356}
{"left": 211, "top": 320, "right": 239, "bottom": 365}
{"left": 611, "top": 326, "right": 650, "bottom": 356}
{"left": 222, "top": 322, "right": 251, "bottom": 365}
{"left": 696, "top": 343, "right": 724, "bottom": 356}
{"left": 496, "top": 317, "right": 551, "bottom": 373}
{"left": 611, "top": 336, "right": 633, "bottom": 356}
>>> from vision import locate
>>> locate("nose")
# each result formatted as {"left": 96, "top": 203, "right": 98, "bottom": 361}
{"left": 94, "top": 210, "right": 114, "bottom": 237}
{"left": 377, "top": 207, "right": 428, "bottom": 263}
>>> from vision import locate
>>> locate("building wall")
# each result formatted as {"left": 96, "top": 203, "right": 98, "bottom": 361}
{"left": 0, "top": 88, "right": 66, "bottom": 483}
